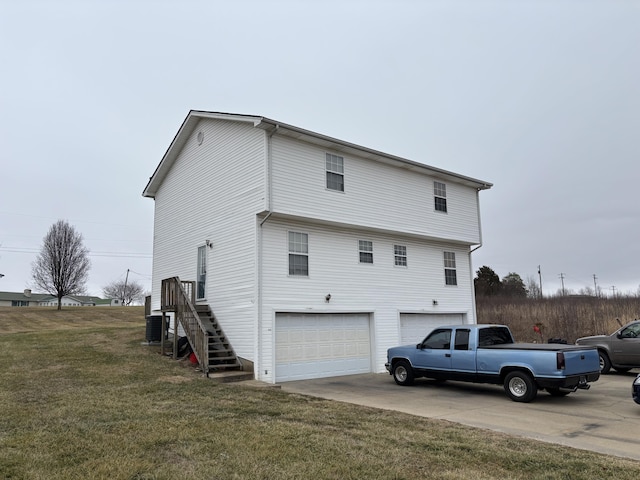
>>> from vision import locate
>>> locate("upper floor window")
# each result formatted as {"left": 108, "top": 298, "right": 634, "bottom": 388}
{"left": 394, "top": 245, "right": 407, "bottom": 267}
{"left": 444, "top": 251, "right": 457, "bottom": 285}
{"left": 359, "top": 240, "right": 373, "bottom": 264}
{"left": 289, "top": 231, "right": 309, "bottom": 276}
{"left": 434, "top": 181, "right": 447, "bottom": 213}
{"left": 326, "top": 153, "right": 344, "bottom": 192}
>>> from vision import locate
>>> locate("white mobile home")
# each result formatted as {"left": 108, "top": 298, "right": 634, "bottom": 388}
{"left": 143, "top": 110, "right": 492, "bottom": 383}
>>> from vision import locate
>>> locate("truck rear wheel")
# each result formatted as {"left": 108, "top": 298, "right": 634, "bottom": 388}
{"left": 392, "top": 360, "right": 415, "bottom": 386}
{"left": 504, "top": 371, "right": 537, "bottom": 402}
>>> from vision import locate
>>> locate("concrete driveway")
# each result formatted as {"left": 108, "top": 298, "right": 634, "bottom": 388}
{"left": 280, "top": 370, "right": 640, "bottom": 462}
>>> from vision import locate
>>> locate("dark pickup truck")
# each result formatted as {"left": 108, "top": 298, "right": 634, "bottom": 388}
{"left": 576, "top": 320, "right": 640, "bottom": 373}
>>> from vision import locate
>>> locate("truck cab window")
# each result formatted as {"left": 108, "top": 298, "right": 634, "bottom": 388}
{"left": 422, "top": 329, "right": 452, "bottom": 349}
{"left": 479, "top": 327, "right": 514, "bottom": 346}
{"left": 455, "top": 329, "right": 470, "bottom": 350}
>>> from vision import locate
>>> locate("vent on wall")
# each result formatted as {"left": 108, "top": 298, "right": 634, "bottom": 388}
{"left": 197, "top": 131, "right": 204, "bottom": 145}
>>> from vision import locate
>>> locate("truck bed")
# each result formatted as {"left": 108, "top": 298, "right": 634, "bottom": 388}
{"left": 480, "top": 343, "right": 596, "bottom": 352}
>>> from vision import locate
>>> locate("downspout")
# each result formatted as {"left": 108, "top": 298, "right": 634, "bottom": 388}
{"left": 257, "top": 124, "right": 278, "bottom": 381}
{"left": 469, "top": 188, "right": 484, "bottom": 324}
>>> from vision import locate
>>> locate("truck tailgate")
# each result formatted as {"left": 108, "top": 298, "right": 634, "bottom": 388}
{"left": 561, "top": 345, "right": 600, "bottom": 376}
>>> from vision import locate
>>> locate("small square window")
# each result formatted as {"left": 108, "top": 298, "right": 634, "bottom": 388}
{"left": 326, "top": 153, "right": 344, "bottom": 192}
{"left": 394, "top": 245, "right": 407, "bottom": 267}
{"left": 434, "top": 181, "right": 447, "bottom": 213}
{"left": 359, "top": 240, "right": 373, "bottom": 264}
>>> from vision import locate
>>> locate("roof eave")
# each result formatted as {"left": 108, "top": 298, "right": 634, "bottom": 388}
{"left": 143, "top": 110, "right": 493, "bottom": 198}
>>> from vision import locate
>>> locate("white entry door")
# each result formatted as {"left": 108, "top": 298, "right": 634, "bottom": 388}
{"left": 275, "top": 313, "right": 371, "bottom": 382}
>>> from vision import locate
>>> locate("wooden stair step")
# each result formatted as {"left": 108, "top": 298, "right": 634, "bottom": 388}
{"left": 209, "top": 363, "right": 243, "bottom": 370}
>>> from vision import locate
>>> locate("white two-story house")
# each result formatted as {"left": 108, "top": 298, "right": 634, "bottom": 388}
{"left": 143, "top": 110, "right": 492, "bottom": 383}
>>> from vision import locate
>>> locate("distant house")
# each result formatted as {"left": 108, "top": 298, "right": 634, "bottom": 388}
{"left": 0, "top": 290, "right": 120, "bottom": 307}
{"left": 143, "top": 110, "right": 492, "bottom": 383}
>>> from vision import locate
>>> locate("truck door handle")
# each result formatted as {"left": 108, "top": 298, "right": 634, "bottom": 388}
{"left": 445, "top": 353, "right": 451, "bottom": 357}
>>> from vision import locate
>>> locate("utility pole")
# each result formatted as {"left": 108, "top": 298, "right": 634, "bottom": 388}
{"left": 123, "top": 269, "right": 130, "bottom": 306}
{"left": 610, "top": 285, "right": 617, "bottom": 298}
{"left": 593, "top": 274, "right": 598, "bottom": 297}
{"left": 559, "top": 273, "right": 566, "bottom": 296}
{"left": 537, "top": 265, "right": 543, "bottom": 299}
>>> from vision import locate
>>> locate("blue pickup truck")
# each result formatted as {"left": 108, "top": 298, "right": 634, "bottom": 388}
{"left": 386, "top": 324, "right": 600, "bottom": 402}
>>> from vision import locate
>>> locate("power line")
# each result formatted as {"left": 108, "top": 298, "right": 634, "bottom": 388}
{"left": 0, "top": 247, "right": 151, "bottom": 259}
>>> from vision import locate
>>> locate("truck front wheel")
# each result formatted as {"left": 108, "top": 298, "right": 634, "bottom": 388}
{"left": 392, "top": 360, "right": 415, "bottom": 386}
{"left": 504, "top": 371, "right": 537, "bottom": 402}
{"left": 598, "top": 351, "right": 612, "bottom": 374}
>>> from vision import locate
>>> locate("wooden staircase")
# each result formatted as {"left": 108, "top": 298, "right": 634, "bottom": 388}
{"left": 194, "top": 304, "right": 243, "bottom": 372}
{"left": 160, "top": 277, "right": 248, "bottom": 378}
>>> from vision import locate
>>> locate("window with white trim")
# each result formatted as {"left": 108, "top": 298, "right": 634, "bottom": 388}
{"left": 326, "top": 153, "right": 344, "bottom": 192}
{"left": 434, "top": 181, "right": 447, "bottom": 213}
{"left": 288, "top": 231, "right": 309, "bottom": 276}
{"left": 359, "top": 240, "right": 373, "bottom": 264}
{"left": 394, "top": 245, "right": 407, "bottom": 267}
{"left": 444, "top": 251, "right": 457, "bottom": 285}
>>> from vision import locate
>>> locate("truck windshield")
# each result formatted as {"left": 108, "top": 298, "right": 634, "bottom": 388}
{"left": 478, "top": 327, "right": 514, "bottom": 346}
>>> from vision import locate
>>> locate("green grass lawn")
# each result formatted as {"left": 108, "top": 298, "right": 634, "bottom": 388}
{"left": 1, "top": 307, "right": 639, "bottom": 479}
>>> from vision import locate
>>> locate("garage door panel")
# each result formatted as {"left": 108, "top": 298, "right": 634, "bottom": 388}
{"left": 276, "top": 313, "right": 371, "bottom": 382}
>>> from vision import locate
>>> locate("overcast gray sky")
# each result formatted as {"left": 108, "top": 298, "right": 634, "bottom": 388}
{"left": 1, "top": 0, "right": 638, "bottom": 298}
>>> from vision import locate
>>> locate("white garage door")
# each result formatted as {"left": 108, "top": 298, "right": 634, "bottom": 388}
{"left": 400, "top": 313, "right": 465, "bottom": 345}
{"left": 275, "top": 313, "right": 371, "bottom": 382}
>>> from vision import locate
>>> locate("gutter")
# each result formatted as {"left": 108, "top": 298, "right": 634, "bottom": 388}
{"left": 256, "top": 124, "right": 279, "bottom": 381}
{"left": 469, "top": 187, "right": 485, "bottom": 324}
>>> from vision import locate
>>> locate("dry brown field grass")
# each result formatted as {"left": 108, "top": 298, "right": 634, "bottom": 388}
{"left": 476, "top": 296, "right": 640, "bottom": 343}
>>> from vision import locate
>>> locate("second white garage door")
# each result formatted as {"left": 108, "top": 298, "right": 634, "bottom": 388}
{"left": 275, "top": 313, "right": 371, "bottom": 382}
{"left": 400, "top": 313, "right": 465, "bottom": 345}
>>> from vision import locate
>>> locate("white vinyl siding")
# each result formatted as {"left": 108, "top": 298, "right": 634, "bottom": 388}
{"left": 149, "top": 113, "right": 485, "bottom": 385}
{"left": 150, "top": 118, "right": 265, "bottom": 361}
{"left": 270, "top": 135, "right": 481, "bottom": 244}
{"left": 400, "top": 313, "right": 465, "bottom": 345}
{"left": 259, "top": 218, "right": 475, "bottom": 382}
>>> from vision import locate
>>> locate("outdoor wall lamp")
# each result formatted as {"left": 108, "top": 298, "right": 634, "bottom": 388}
{"left": 325, "top": 294, "right": 331, "bottom": 302}
{"left": 432, "top": 300, "right": 438, "bottom": 306}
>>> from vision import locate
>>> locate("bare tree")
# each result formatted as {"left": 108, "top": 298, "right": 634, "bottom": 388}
{"left": 103, "top": 279, "right": 145, "bottom": 306}
{"left": 525, "top": 275, "right": 542, "bottom": 299}
{"left": 31, "top": 220, "right": 90, "bottom": 310}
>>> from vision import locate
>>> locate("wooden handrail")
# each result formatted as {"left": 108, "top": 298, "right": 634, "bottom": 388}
{"left": 160, "top": 277, "right": 209, "bottom": 375}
